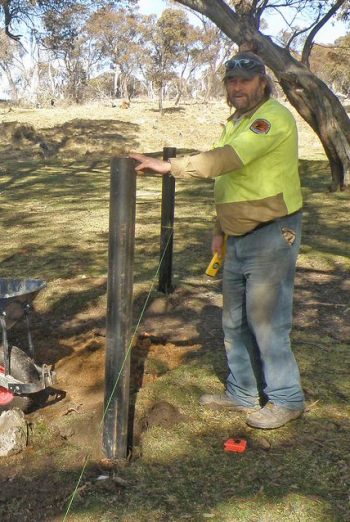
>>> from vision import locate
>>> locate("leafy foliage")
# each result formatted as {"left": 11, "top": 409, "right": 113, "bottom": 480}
{"left": 0, "top": 0, "right": 137, "bottom": 39}
{"left": 310, "top": 34, "right": 350, "bottom": 95}
{"left": 85, "top": 6, "right": 148, "bottom": 99}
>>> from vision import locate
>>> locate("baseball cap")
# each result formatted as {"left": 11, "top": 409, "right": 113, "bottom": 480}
{"left": 224, "top": 52, "right": 266, "bottom": 80}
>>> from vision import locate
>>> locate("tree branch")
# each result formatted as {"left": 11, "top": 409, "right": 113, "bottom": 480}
{"left": 256, "top": 0, "right": 270, "bottom": 26}
{"left": 286, "top": 16, "right": 321, "bottom": 50}
{"left": 175, "top": 0, "right": 241, "bottom": 34}
{"left": 301, "top": 0, "right": 347, "bottom": 66}
{"left": 2, "top": 0, "right": 22, "bottom": 41}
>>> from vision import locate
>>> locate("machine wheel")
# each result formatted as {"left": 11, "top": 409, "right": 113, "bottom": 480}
{"left": 0, "top": 345, "right": 48, "bottom": 413}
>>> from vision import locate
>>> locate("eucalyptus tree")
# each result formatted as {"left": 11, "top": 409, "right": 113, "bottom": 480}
{"left": 310, "top": 34, "right": 350, "bottom": 96}
{"left": 85, "top": 6, "right": 147, "bottom": 100}
{"left": 0, "top": 29, "right": 20, "bottom": 100}
{"left": 0, "top": 0, "right": 137, "bottom": 31}
{"left": 195, "top": 18, "right": 236, "bottom": 101}
{"left": 0, "top": 1, "right": 138, "bottom": 101}
{"left": 172, "top": 22, "right": 202, "bottom": 104}
{"left": 40, "top": 3, "right": 90, "bottom": 102}
{"left": 0, "top": 1, "right": 102, "bottom": 39}
{"left": 142, "top": 8, "right": 200, "bottom": 112}
{"left": 175, "top": 0, "right": 350, "bottom": 190}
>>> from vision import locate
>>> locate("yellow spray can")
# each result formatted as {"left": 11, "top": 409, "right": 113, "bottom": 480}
{"left": 205, "top": 236, "right": 227, "bottom": 277}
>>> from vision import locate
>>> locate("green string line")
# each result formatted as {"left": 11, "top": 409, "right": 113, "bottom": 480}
{"left": 62, "top": 229, "right": 174, "bottom": 521}
{"left": 62, "top": 455, "right": 90, "bottom": 522}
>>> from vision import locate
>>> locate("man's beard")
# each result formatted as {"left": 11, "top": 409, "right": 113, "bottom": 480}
{"left": 229, "top": 86, "right": 265, "bottom": 112}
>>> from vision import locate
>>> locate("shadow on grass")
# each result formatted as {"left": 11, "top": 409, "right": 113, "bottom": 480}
{"left": 147, "top": 106, "right": 186, "bottom": 114}
{"left": 6, "top": 276, "right": 109, "bottom": 367}
{"left": 136, "top": 279, "right": 349, "bottom": 407}
{"left": 1, "top": 117, "right": 139, "bottom": 161}
{"left": 1, "top": 153, "right": 347, "bottom": 342}
{"left": 0, "top": 154, "right": 349, "bottom": 521}
{"left": 0, "top": 411, "right": 348, "bottom": 521}
{"left": 2, "top": 155, "right": 348, "bottom": 373}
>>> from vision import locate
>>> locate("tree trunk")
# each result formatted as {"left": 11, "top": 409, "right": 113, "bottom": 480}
{"left": 121, "top": 74, "right": 128, "bottom": 100}
{"left": 158, "top": 82, "right": 164, "bottom": 114}
{"left": 48, "top": 60, "right": 57, "bottom": 98}
{"left": 204, "top": 70, "right": 213, "bottom": 103}
{"left": 28, "top": 62, "right": 39, "bottom": 106}
{"left": 175, "top": 59, "right": 191, "bottom": 106}
{"left": 279, "top": 69, "right": 349, "bottom": 191}
{"left": 176, "top": 0, "right": 350, "bottom": 190}
{"left": 175, "top": 76, "right": 185, "bottom": 106}
{"left": 174, "top": 85, "right": 182, "bottom": 106}
{"left": 0, "top": 63, "right": 18, "bottom": 102}
{"left": 113, "top": 64, "right": 121, "bottom": 98}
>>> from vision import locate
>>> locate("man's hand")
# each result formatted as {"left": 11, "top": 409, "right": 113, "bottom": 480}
{"left": 129, "top": 153, "right": 172, "bottom": 175}
{"left": 212, "top": 234, "right": 225, "bottom": 257}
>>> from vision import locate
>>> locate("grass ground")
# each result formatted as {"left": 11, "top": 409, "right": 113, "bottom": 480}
{"left": 0, "top": 99, "right": 349, "bottom": 522}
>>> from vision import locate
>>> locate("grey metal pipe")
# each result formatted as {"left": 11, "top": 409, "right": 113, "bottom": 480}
{"left": 103, "top": 156, "right": 136, "bottom": 459}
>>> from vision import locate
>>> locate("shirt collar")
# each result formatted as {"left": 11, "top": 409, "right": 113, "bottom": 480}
{"left": 227, "top": 96, "right": 270, "bottom": 122}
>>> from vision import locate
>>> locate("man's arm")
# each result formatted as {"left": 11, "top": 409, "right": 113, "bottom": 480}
{"left": 170, "top": 145, "right": 243, "bottom": 179}
{"left": 130, "top": 145, "right": 243, "bottom": 179}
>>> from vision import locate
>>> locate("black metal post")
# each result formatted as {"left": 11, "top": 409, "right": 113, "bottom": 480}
{"left": 158, "top": 147, "right": 176, "bottom": 294}
{"left": 103, "top": 156, "right": 136, "bottom": 460}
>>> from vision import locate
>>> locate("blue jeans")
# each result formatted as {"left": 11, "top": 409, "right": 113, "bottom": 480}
{"left": 222, "top": 212, "right": 304, "bottom": 410}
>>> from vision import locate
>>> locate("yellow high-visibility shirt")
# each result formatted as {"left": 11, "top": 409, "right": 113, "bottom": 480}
{"left": 213, "top": 98, "right": 302, "bottom": 235}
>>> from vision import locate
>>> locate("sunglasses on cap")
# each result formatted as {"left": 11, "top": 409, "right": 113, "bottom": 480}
{"left": 225, "top": 58, "right": 264, "bottom": 71}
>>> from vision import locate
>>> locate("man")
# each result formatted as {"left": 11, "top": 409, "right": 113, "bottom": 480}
{"left": 130, "top": 51, "right": 304, "bottom": 429}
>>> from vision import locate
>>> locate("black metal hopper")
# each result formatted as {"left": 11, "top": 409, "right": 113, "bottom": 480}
{"left": 0, "top": 278, "right": 46, "bottom": 330}
{"left": 0, "top": 278, "right": 55, "bottom": 401}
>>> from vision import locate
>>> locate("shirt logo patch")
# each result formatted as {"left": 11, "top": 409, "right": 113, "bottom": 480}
{"left": 250, "top": 119, "right": 271, "bottom": 134}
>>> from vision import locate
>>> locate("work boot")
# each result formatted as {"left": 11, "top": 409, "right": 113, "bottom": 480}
{"left": 199, "top": 393, "right": 258, "bottom": 413}
{"left": 246, "top": 402, "right": 304, "bottom": 429}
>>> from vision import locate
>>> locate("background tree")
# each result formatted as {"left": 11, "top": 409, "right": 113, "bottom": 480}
{"left": 170, "top": 3, "right": 237, "bottom": 101}
{"left": 86, "top": 6, "right": 146, "bottom": 101}
{"left": 0, "top": 29, "right": 20, "bottom": 100}
{"left": 0, "top": 0, "right": 138, "bottom": 102}
{"left": 141, "top": 8, "right": 199, "bottom": 113}
{"left": 0, "top": 0, "right": 137, "bottom": 37}
{"left": 41, "top": 3, "right": 96, "bottom": 103}
{"left": 310, "top": 35, "right": 350, "bottom": 96}
{"left": 1, "top": 0, "right": 84, "bottom": 40}
{"left": 171, "top": 22, "right": 202, "bottom": 105}
{"left": 175, "top": 0, "right": 350, "bottom": 191}
{"left": 35, "top": 60, "right": 61, "bottom": 103}
{"left": 196, "top": 18, "right": 236, "bottom": 101}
